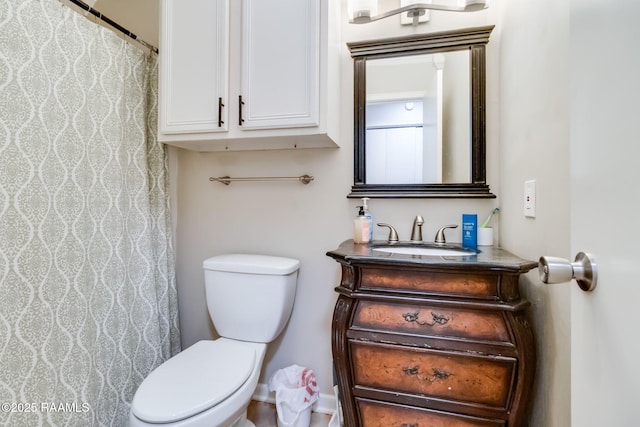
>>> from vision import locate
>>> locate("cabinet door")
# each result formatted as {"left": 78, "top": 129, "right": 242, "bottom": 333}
{"left": 159, "top": 0, "right": 229, "bottom": 134}
{"left": 240, "top": 0, "right": 319, "bottom": 130}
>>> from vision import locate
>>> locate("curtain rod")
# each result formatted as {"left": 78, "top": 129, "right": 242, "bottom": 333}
{"left": 65, "top": 0, "right": 159, "bottom": 54}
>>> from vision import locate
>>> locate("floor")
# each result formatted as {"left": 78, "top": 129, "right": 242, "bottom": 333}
{"left": 247, "top": 401, "right": 331, "bottom": 427}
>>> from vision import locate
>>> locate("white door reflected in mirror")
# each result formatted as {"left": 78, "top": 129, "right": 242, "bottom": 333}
{"left": 365, "top": 50, "right": 470, "bottom": 185}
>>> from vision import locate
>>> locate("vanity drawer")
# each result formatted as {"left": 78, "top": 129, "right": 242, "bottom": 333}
{"left": 353, "top": 300, "right": 511, "bottom": 344}
{"left": 351, "top": 342, "right": 515, "bottom": 408}
{"left": 360, "top": 268, "right": 498, "bottom": 299}
{"left": 357, "top": 399, "right": 506, "bottom": 427}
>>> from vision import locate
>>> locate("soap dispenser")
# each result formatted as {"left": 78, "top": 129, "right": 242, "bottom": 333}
{"left": 353, "top": 206, "right": 371, "bottom": 244}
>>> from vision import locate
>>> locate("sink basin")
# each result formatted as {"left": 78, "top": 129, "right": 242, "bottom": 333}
{"left": 372, "top": 246, "right": 476, "bottom": 257}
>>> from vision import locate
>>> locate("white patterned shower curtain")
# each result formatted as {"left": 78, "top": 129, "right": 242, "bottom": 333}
{"left": 0, "top": 1, "right": 180, "bottom": 425}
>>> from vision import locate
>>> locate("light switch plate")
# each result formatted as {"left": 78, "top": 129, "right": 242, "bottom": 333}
{"left": 524, "top": 180, "right": 536, "bottom": 218}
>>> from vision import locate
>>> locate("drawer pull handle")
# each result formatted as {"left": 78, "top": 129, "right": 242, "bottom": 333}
{"left": 402, "top": 366, "right": 420, "bottom": 376}
{"left": 401, "top": 424, "right": 418, "bottom": 427}
{"left": 430, "top": 368, "right": 451, "bottom": 381}
{"left": 402, "top": 366, "right": 451, "bottom": 382}
{"left": 402, "top": 311, "right": 450, "bottom": 326}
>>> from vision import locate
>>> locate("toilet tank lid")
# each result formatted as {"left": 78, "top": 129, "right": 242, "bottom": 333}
{"left": 203, "top": 254, "right": 300, "bottom": 275}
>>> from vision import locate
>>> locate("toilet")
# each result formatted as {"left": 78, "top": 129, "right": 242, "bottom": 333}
{"left": 129, "top": 254, "right": 300, "bottom": 427}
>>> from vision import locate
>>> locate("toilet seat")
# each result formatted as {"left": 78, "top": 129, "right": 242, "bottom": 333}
{"left": 131, "top": 340, "right": 255, "bottom": 424}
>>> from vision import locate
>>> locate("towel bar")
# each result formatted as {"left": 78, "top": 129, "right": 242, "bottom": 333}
{"left": 209, "top": 175, "right": 314, "bottom": 185}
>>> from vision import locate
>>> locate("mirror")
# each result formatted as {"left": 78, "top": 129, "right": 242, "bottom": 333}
{"left": 348, "top": 26, "right": 495, "bottom": 198}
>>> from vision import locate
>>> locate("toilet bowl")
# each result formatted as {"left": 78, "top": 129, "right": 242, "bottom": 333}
{"left": 129, "top": 339, "right": 266, "bottom": 427}
{"left": 129, "top": 254, "right": 300, "bottom": 427}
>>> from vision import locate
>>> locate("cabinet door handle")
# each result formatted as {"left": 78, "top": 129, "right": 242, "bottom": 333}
{"left": 218, "top": 97, "right": 225, "bottom": 127}
{"left": 402, "top": 366, "right": 451, "bottom": 382}
{"left": 402, "top": 311, "right": 450, "bottom": 326}
{"left": 238, "top": 95, "right": 245, "bottom": 126}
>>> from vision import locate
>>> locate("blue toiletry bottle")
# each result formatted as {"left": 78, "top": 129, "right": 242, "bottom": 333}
{"left": 361, "top": 198, "right": 373, "bottom": 241}
{"left": 462, "top": 214, "right": 478, "bottom": 248}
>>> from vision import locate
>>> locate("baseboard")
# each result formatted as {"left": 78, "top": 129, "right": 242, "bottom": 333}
{"left": 252, "top": 383, "right": 336, "bottom": 415}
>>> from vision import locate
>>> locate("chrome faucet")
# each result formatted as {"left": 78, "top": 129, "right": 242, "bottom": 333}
{"left": 434, "top": 224, "right": 458, "bottom": 244}
{"left": 377, "top": 223, "right": 399, "bottom": 242}
{"left": 410, "top": 215, "right": 424, "bottom": 242}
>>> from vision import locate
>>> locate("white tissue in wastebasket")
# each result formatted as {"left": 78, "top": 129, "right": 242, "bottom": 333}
{"left": 268, "top": 365, "right": 319, "bottom": 427}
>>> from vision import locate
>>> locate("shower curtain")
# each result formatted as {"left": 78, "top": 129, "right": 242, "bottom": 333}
{"left": 0, "top": 0, "right": 180, "bottom": 425}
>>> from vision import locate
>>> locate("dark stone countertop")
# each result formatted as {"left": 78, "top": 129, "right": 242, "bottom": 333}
{"left": 327, "top": 239, "right": 538, "bottom": 274}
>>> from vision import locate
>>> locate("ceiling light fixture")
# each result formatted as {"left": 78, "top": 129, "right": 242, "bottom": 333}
{"left": 348, "top": 0, "right": 489, "bottom": 26}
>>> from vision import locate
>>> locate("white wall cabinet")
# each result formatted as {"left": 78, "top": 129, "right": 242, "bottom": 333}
{"left": 159, "top": 0, "right": 228, "bottom": 136}
{"left": 159, "top": 0, "right": 339, "bottom": 151}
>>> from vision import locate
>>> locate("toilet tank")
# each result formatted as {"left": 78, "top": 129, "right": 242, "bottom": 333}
{"left": 203, "top": 254, "right": 300, "bottom": 343}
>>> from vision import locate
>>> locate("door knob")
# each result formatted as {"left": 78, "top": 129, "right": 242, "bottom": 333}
{"left": 538, "top": 252, "right": 597, "bottom": 292}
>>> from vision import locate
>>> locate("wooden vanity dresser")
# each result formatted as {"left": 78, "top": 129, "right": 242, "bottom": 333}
{"left": 327, "top": 240, "right": 538, "bottom": 427}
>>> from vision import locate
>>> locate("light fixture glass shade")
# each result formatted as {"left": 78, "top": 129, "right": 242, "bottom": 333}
{"left": 348, "top": 0, "right": 378, "bottom": 24}
{"left": 456, "top": 0, "right": 489, "bottom": 11}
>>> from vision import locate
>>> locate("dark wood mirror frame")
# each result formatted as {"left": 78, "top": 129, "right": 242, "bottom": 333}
{"left": 348, "top": 26, "right": 495, "bottom": 199}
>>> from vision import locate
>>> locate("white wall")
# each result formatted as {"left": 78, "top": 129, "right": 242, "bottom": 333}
{"left": 99, "top": 0, "right": 572, "bottom": 422}
{"left": 497, "top": 1, "right": 571, "bottom": 426}
{"left": 92, "top": 0, "right": 159, "bottom": 47}
{"left": 172, "top": 2, "right": 500, "bottom": 402}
